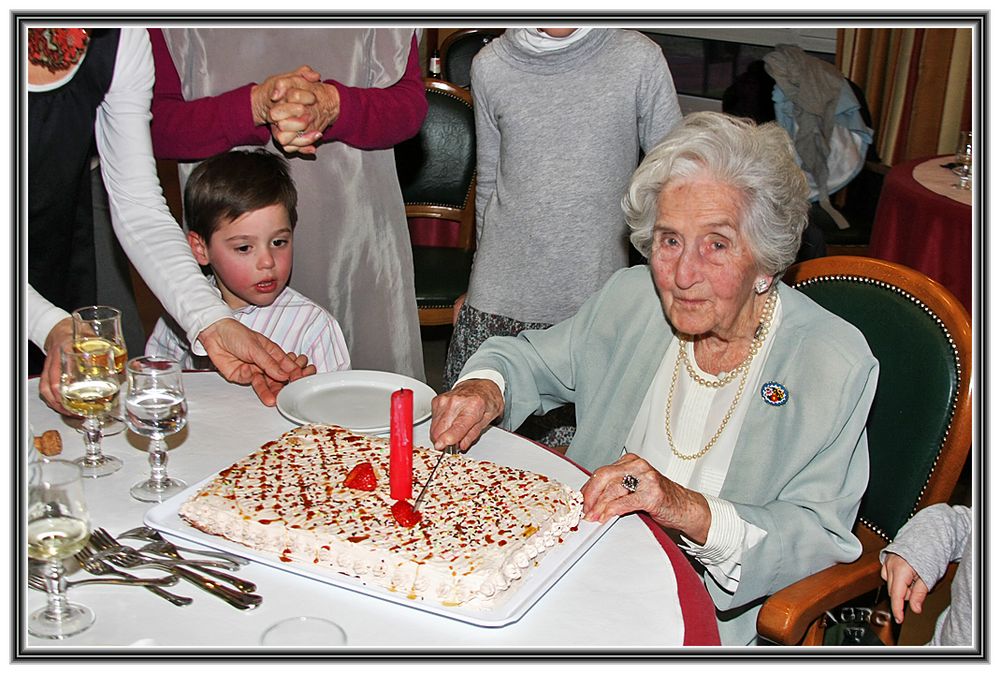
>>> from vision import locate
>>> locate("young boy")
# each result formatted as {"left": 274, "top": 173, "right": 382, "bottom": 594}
{"left": 145, "top": 150, "right": 350, "bottom": 373}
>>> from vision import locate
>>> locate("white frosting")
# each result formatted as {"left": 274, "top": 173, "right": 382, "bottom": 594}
{"left": 179, "top": 424, "right": 583, "bottom": 608}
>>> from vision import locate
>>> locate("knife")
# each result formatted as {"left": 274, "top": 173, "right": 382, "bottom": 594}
{"left": 413, "top": 445, "right": 459, "bottom": 512}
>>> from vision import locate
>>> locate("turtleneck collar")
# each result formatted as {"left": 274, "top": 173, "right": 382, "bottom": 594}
{"left": 492, "top": 28, "right": 613, "bottom": 74}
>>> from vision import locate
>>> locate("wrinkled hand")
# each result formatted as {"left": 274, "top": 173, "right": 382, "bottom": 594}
{"left": 581, "top": 453, "right": 711, "bottom": 542}
{"left": 38, "top": 316, "right": 75, "bottom": 415}
{"left": 270, "top": 81, "right": 342, "bottom": 155}
{"left": 250, "top": 65, "right": 322, "bottom": 126}
{"left": 429, "top": 379, "right": 504, "bottom": 451}
{"left": 881, "top": 552, "right": 929, "bottom": 624}
{"left": 198, "top": 319, "right": 312, "bottom": 406}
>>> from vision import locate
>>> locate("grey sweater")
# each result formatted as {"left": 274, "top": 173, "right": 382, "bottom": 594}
{"left": 466, "top": 29, "right": 681, "bottom": 324}
{"left": 881, "top": 504, "right": 973, "bottom": 647}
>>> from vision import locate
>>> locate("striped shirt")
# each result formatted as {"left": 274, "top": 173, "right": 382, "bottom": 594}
{"left": 145, "top": 278, "right": 350, "bottom": 373}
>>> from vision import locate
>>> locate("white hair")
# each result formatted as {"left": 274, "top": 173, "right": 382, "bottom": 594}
{"left": 623, "top": 111, "right": 810, "bottom": 277}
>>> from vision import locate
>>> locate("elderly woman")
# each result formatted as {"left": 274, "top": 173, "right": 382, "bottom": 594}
{"left": 430, "top": 111, "right": 879, "bottom": 645}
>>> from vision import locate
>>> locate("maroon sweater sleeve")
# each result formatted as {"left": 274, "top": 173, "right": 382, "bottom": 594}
{"left": 148, "top": 28, "right": 269, "bottom": 160}
{"left": 320, "top": 34, "right": 428, "bottom": 149}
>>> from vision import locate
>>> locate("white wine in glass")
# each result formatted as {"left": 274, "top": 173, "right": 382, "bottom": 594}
{"left": 125, "top": 356, "right": 188, "bottom": 502}
{"left": 27, "top": 459, "right": 95, "bottom": 639}
{"left": 59, "top": 343, "right": 123, "bottom": 478}
{"left": 72, "top": 305, "right": 128, "bottom": 436}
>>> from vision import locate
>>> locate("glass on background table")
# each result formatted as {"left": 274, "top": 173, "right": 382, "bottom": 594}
{"left": 23, "top": 371, "right": 719, "bottom": 652}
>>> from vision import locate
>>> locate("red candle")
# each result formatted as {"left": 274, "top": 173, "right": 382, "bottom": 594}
{"left": 389, "top": 388, "right": 414, "bottom": 500}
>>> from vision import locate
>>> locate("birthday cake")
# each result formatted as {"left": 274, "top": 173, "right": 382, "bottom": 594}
{"left": 178, "top": 424, "right": 583, "bottom": 608}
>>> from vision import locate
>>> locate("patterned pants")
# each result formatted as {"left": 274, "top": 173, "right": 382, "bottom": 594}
{"left": 443, "top": 303, "right": 576, "bottom": 448}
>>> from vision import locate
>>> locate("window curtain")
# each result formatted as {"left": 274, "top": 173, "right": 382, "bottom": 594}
{"left": 837, "top": 28, "right": 972, "bottom": 166}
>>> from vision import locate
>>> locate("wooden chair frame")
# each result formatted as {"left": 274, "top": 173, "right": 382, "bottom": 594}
{"left": 756, "top": 256, "right": 973, "bottom": 645}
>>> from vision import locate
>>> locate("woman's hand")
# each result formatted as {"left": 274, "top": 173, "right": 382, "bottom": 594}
{"left": 250, "top": 65, "right": 322, "bottom": 126}
{"left": 429, "top": 379, "right": 504, "bottom": 452}
{"left": 581, "top": 453, "right": 711, "bottom": 543}
{"left": 198, "top": 319, "right": 313, "bottom": 406}
{"left": 881, "top": 552, "right": 929, "bottom": 624}
{"left": 269, "top": 81, "right": 342, "bottom": 155}
{"left": 38, "top": 316, "right": 75, "bottom": 415}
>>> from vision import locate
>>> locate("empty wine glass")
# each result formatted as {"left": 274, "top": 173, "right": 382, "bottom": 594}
{"left": 953, "top": 130, "right": 972, "bottom": 190}
{"left": 72, "top": 305, "right": 128, "bottom": 436}
{"left": 27, "top": 459, "right": 94, "bottom": 639}
{"left": 260, "top": 616, "right": 348, "bottom": 647}
{"left": 124, "top": 356, "right": 188, "bottom": 502}
{"left": 59, "top": 343, "right": 122, "bottom": 478}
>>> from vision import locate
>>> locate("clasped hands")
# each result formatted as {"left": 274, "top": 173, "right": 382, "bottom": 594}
{"left": 251, "top": 65, "right": 341, "bottom": 156}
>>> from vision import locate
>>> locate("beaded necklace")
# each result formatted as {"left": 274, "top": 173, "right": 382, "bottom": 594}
{"left": 665, "top": 289, "right": 777, "bottom": 461}
{"left": 28, "top": 29, "right": 89, "bottom": 73}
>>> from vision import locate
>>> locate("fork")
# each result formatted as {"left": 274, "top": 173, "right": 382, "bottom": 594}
{"left": 126, "top": 541, "right": 257, "bottom": 593}
{"left": 118, "top": 526, "right": 251, "bottom": 566}
{"left": 27, "top": 571, "right": 177, "bottom": 592}
{"left": 90, "top": 529, "right": 238, "bottom": 571}
{"left": 91, "top": 529, "right": 261, "bottom": 610}
{"left": 74, "top": 550, "right": 192, "bottom": 606}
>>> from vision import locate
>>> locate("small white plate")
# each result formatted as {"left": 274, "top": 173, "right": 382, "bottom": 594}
{"left": 276, "top": 370, "right": 435, "bottom": 433}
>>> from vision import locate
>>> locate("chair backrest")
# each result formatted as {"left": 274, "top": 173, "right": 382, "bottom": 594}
{"left": 440, "top": 28, "right": 503, "bottom": 88}
{"left": 394, "top": 78, "right": 476, "bottom": 250}
{"left": 784, "top": 256, "right": 972, "bottom": 551}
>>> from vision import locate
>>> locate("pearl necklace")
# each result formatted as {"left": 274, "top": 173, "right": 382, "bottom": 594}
{"left": 665, "top": 289, "right": 777, "bottom": 461}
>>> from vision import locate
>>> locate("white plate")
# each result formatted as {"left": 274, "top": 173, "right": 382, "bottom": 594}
{"left": 144, "top": 436, "right": 617, "bottom": 628}
{"left": 276, "top": 370, "right": 435, "bottom": 433}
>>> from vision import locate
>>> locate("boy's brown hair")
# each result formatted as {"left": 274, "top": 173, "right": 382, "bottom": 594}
{"left": 184, "top": 149, "right": 298, "bottom": 241}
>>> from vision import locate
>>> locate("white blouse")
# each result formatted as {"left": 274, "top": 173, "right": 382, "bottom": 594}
{"left": 27, "top": 28, "right": 230, "bottom": 352}
{"left": 624, "top": 295, "right": 783, "bottom": 593}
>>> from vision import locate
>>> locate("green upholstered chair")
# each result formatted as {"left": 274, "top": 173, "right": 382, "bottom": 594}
{"left": 757, "top": 256, "right": 973, "bottom": 645}
{"left": 440, "top": 28, "right": 503, "bottom": 88}
{"left": 394, "top": 78, "right": 476, "bottom": 326}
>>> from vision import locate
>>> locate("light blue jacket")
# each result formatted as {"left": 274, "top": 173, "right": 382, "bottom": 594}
{"left": 462, "top": 265, "right": 878, "bottom": 645}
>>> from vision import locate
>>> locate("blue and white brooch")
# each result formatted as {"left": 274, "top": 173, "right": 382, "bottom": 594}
{"left": 760, "top": 381, "right": 789, "bottom": 406}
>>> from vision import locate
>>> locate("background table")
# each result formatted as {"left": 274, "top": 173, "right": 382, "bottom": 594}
{"left": 22, "top": 372, "right": 720, "bottom": 653}
{"left": 868, "top": 155, "right": 974, "bottom": 311}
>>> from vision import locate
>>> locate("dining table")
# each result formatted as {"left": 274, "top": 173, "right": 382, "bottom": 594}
{"left": 21, "top": 371, "right": 721, "bottom": 654}
{"left": 868, "top": 155, "right": 974, "bottom": 312}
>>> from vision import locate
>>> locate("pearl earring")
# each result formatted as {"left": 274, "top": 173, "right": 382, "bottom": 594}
{"left": 754, "top": 278, "right": 769, "bottom": 294}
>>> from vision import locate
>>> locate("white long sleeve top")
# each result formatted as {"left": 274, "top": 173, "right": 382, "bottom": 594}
{"left": 27, "top": 27, "right": 230, "bottom": 352}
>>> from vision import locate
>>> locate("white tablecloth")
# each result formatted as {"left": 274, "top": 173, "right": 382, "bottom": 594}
{"left": 22, "top": 372, "right": 693, "bottom": 652}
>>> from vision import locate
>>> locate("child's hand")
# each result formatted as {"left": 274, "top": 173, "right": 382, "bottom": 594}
{"left": 881, "top": 552, "right": 930, "bottom": 624}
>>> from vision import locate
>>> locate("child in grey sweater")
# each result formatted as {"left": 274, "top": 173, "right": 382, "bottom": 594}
{"left": 880, "top": 503, "right": 973, "bottom": 646}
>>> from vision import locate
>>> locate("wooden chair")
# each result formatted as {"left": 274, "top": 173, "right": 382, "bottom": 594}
{"left": 440, "top": 28, "right": 503, "bottom": 88}
{"left": 394, "top": 78, "right": 476, "bottom": 326}
{"left": 757, "top": 256, "right": 973, "bottom": 645}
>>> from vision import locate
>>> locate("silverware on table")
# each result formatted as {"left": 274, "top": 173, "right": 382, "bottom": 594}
{"left": 132, "top": 541, "right": 257, "bottom": 593}
{"left": 90, "top": 528, "right": 261, "bottom": 610}
{"left": 119, "top": 526, "right": 251, "bottom": 566}
{"left": 27, "top": 571, "right": 178, "bottom": 592}
{"left": 413, "top": 445, "right": 459, "bottom": 512}
{"left": 74, "top": 550, "right": 193, "bottom": 607}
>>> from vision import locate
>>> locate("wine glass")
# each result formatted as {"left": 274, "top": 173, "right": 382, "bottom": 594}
{"left": 72, "top": 305, "right": 128, "bottom": 436}
{"left": 27, "top": 459, "right": 95, "bottom": 639}
{"left": 953, "top": 130, "right": 972, "bottom": 190}
{"left": 124, "top": 356, "right": 188, "bottom": 502}
{"left": 59, "top": 343, "right": 123, "bottom": 478}
{"left": 260, "top": 616, "right": 348, "bottom": 647}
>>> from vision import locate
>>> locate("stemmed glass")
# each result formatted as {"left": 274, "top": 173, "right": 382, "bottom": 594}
{"left": 59, "top": 343, "right": 123, "bottom": 478}
{"left": 124, "top": 356, "right": 188, "bottom": 502}
{"left": 27, "top": 459, "right": 95, "bottom": 639}
{"left": 952, "top": 130, "right": 972, "bottom": 190}
{"left": 72, "top": 305, "right": 128, "bottom": 436}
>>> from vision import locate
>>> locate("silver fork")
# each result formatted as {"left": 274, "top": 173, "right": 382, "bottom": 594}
{"left": 89, "top": 529, "right": 238, "bottom": 571}
{"left": 27, "top": 570, "right": 177, "bottom": 592}
{"left": 118, "top": 526, "right": 251, "bottom": 566}
{"left": 91, "top": 529, "right": 261, "bottom": 610}
{"left": 128, "top": 541, "right": 257, "bottom": 593}
{"left": 74, "top": 549, "right": 192, "bottom": 606}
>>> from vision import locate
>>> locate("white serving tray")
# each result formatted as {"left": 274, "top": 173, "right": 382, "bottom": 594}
{"left": 145, "top": 476, "right": 615, "bottom": 627}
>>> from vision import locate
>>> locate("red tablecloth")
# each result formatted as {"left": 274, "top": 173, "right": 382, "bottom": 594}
{"left": 868, "top": 155, "right": 973, "bottom": 311}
